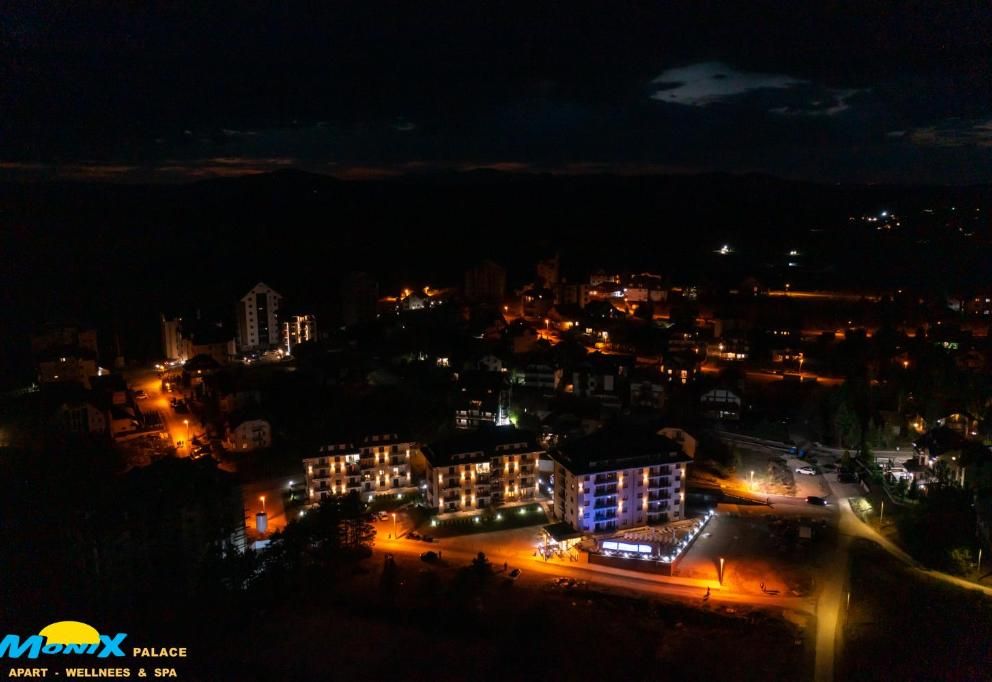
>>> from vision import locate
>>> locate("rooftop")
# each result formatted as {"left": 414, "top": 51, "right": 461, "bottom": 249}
{"left": 551, "top": 422, "right": 691, "bottom": 475}
{"left": 424, "top": 425, "right": 540, "bottom": 466}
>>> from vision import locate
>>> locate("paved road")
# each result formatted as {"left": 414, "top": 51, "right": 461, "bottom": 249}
{"left": 126, "top": 366, "right": 204, "bottom": 456}
{"left": 373, "top": 518, "right": 815, "bottom": 614}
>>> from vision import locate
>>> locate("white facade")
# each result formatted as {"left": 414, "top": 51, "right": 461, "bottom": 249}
{"left": 160, "top": 315, "right": 186, "bottom": 361}
{"left": 227, "top": 418, "right": 271, "bottom": 451}
{"left": 236, "top": 282, "right": 282, "bottom": 351}
{"left": 424, "top": 429, "right": 541, "bottom": 514}
{"left": 55, "top": 402, "right": 106, "bottom": 435}
{"left": 304, "top": 434, "right": 415, "bottom": 503}
{"left": 553, "top": 460, "right": 688, "bottom": 533}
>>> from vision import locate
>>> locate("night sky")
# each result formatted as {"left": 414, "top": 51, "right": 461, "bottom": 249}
{"left": 2, "top": 3, "right": 991, "bottom": 184}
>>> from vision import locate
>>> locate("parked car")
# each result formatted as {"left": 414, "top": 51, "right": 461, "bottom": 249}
{"left": 838, "top": 471, "right": 858, "bottom": 483}
{"left": 795, "top": 466, "right": 817, "bottom": 476}
{"left": 507, "top": 568, "right": 521, "bottom": 580}
{"left": 421, "top": 535, "right": 434, "bottom": 543}
{"left": 420, "top": 551, "right": 438, "bottom": 563}
{"left": 134, "top": 389, "right": 148, "bottom": 399}
{"left": 407, "top": 531, "right": 422, "bottom": 540}
{"left": 806, "top": 496, "right": 829, "bottom": 506}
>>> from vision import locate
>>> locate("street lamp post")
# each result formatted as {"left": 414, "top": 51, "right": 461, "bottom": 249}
{"left": 183, "top": 418, "right": 190, "bottom": 450}
{"left": 718, "top": 557, "right": 725, "bottom": 585}
{"left": 879, "top": 500, "right": 885, "bottom": 527}
{"left": 259, "top": 495, "right": 266, "bottom": 514}
{"left": 392, "top": 512, "right": 397, "bottom": 540}
{"left": 749, "top": 470, "right": 755, "bottom": 489}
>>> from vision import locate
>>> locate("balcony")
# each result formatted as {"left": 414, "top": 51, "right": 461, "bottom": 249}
{"left": 648, "top": 492, "right": 670, "bottom": 501}
{"left": 594, "top": 484, "right": 618, "bottom": 497}
{"left": 594, "top": 497, "right": 617, "bottom": 509}
{"left": 594, "top": 510, "right": 617, "bottom": 521}
{"left": 594, "top": 474, "right": 618, "bottom": 484}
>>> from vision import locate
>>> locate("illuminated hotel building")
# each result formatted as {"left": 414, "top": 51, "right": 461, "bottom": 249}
{"left": 423, "top": 426, "right": 542, "bottom": 514}
{"left": 281, "top": 313, "right": 317, "bottom": 354}
{"left": 236, "top": 282, "right": 282, "bottom": 351}
{"left": 304, "top": 432, "right": 415, "bottom": 502}
{"left": 550, "top": 424, "right": 692, "bottom": 533}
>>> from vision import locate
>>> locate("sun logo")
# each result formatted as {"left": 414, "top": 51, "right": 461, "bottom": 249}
{"left": 0, "top": 621, "right": 126, "bottom": 659}
{"left": 38, "top": 621, "right": 101, "bottom": 646}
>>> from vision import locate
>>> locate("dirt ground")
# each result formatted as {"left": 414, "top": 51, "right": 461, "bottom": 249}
{"left": 199, "top": 550, "right": 812, "bottom": 681}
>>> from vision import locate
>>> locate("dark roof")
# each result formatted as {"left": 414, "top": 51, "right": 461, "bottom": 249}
{"left": 37, "top": 344, "right": 98, "bottom": 362}
{"left": 458, "top": 370, "right": 509, "bottom": 392}
{"left": 228, "top": 408, "right": 268, "bottom": 428}
{"left": 551, "top": 422, "right": 690, "bottom": 475}
{"left": 184, "top": 354, "right": 221, "bottom": 371}
{"left": 543, "top": 522, "right": 583, "bottom": 542}
{"left": 40, "top": 382, "right": 103, "bottom": 411}
{"left": 424, "top": 426, "right": 540, "bottom": 466}
{"left": 916, "top": 425, "right": 966, "bottom": 455}
{"left": 90, "top": 373, "right": 127, "bottom": 393}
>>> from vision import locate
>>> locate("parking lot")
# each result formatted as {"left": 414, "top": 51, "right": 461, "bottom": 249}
{"left": 676, "top": 510, "right": 830, "bottom": 598}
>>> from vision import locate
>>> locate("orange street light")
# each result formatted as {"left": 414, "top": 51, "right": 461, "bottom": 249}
{"left": 259, "top": 495, "right": 266, "bottom": 513}
{"left": 392, "top": 512, "right": 397, "bottom": 539}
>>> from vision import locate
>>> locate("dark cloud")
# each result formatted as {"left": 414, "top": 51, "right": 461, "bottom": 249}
{"left": 1, "top": 2, "right": 991, "bottom": 183}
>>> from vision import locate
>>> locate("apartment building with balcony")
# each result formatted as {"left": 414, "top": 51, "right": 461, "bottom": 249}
{"left": 303, "top": 432, "right": 416, "bottom": 503}
{"left": 454, "top": 370, "right": 511, "bottom": 430}
{"left": 550, "top": 423, "right": 691, "bottom": 534}
{"left": 423, "top": 426, "right": 542, "bottom": 515}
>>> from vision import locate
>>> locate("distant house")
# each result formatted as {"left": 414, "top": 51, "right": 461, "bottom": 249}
{"left": 625, "top": 273, "right": 668, "bottom": 303}
{"left": 477, "top": 354, "right": 504, "bottom": 372}
{"left": 661, "top": 353, "right": 699, "bottom": 385}
{"left": 90, "top": 373, "right": 128, "bottom": 406}
{"left": 511, "top": 361, "right": 560, "bottom": 394}
{"left": 572, "top": 353, "right": 631, "bottom": 411}
{"left": 464, "top": 260, "right": 507, "bottom": 303}
{"left": 706, "top": 330, "right": 750, "bottom": 362}
{"left": 44, "top": 380, "right": 139, "bottom": 439}
{"left": 37, "top": 346, "right": 99, "bottom": 387}
{"left": 507, "top": 321, "right": 539, "bottom": 354}
{"left": 699, "top": 387, "right": 743, "bottom": 421}
{"left": 226, "top": 414, "right": 271, "bottom": 451}
{"left": 51, "top": 395, "right": 107, "bottom": 436}
{"left": 658, "top": 427, "right": 698, "bottom": 459}
{"left": 108, "top": 404, "right": 140, "bottom": 439}
{"left": 522, "top": 287, "right": 554, "bottom": 319}
{"left": 400, "top": 292, "right": 428, "bottom": 311}
{"left": 629, "top": 369, "right": 667, "bottom": 410}
{"left": 915, "top": 425, "right": 992, "bottom": 488}
{"left": 454, "top": 371, "right": 511, "bottom": 430}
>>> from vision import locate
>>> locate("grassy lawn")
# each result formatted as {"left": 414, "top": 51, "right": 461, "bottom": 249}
{"left": 842, "top": 539, "right": 992, "bottom": 680}
{"left": 368, "top": 492, "right": 422, "bottom": 512}
{"left": 423, "top": 504, "right": 547, "bottom": 538}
